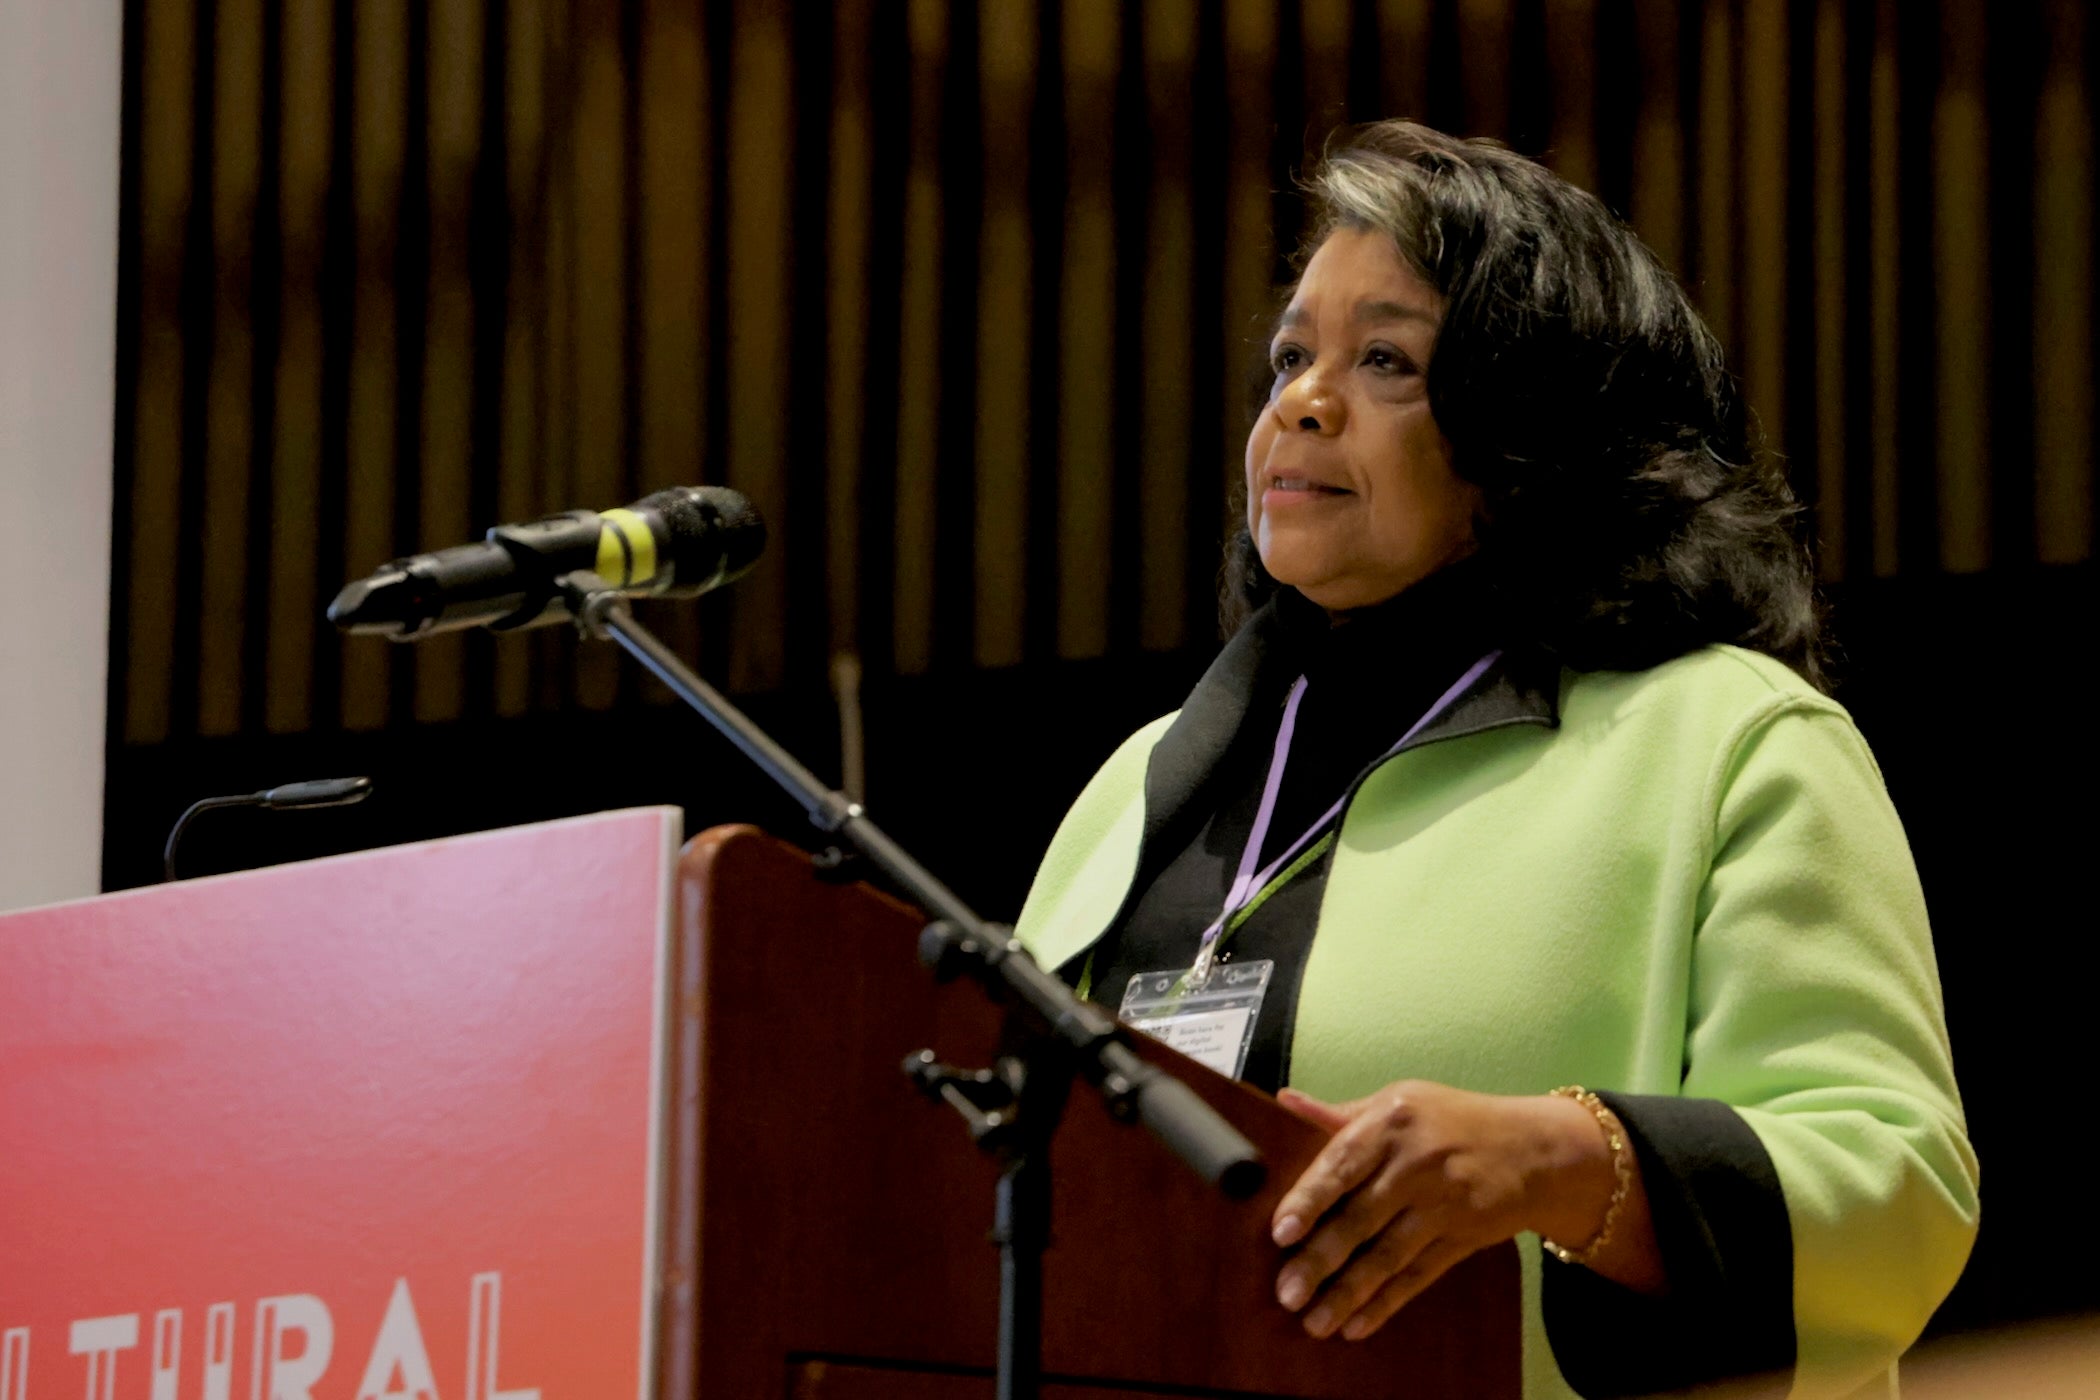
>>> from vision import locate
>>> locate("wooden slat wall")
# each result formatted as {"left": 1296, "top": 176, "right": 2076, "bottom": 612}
{"left": 112, "top": 0, "right": 2100, "bottom": 743}
{"left": 2034, "top": 0, "right": 2095, "bottom": 567}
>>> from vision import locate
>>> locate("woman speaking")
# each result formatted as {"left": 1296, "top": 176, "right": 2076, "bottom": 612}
{"left": 1015, "top": 123, "right": 1977, "bottom": 1399}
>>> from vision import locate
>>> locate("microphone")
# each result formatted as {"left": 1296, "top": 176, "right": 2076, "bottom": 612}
{"left": 164, "top": 777, "right": 374, "bottom": 882}
{"left": 326, "top": 485, "right": 765, "bottom": 640}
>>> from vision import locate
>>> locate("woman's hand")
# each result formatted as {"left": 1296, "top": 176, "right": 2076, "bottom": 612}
{"left": 1269, "top": 1079, "right": 1660, "bottom": 1341}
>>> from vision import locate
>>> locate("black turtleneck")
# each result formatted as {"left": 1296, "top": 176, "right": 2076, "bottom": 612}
{"left": 1069, "top": 563, "right": 1506, "bottom": 1092}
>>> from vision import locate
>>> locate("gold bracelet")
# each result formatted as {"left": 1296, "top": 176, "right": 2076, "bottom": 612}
{"left": 1541, "top": 1085, "right": 1631, "bottom": 1267}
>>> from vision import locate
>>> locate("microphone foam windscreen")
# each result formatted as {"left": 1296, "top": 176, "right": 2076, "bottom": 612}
{"left": 648, "top": 485, "right": 768, "bottom": 586}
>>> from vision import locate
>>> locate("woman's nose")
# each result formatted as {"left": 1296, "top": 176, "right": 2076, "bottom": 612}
{"left": 1276, "top": 370, "right": 1343, "bottom": 434}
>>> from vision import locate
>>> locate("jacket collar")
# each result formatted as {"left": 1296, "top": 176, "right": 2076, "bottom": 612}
{"left": 1139, "top": 589, "right": 1561, "bottom": 858}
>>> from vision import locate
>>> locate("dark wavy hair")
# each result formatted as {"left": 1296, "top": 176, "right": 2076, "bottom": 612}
{"left": 1227, "top": 121, "right": 1827, "bottom": 689}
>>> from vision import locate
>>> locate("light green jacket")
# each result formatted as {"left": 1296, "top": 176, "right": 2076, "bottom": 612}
{"left": 1015, "top": 642, "right": 1979, "bottom": 1399}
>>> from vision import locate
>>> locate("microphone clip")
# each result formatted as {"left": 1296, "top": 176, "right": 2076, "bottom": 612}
{"left": 555, "top": 568, "right": 623, "bottom": 639}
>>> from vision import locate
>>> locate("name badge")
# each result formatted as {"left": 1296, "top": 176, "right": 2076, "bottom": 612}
{"left": 1117, "top": 959, "right": 1274, "bottom": 1081}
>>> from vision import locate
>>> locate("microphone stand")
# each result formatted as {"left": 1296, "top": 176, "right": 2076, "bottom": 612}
{"left": 555, "top": 572, "right": 1264, "bottom": 1400}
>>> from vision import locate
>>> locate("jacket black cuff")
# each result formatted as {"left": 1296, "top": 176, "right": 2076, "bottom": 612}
{"left": 1540, "top": 1093, "right": 1796, "bottom": 1398}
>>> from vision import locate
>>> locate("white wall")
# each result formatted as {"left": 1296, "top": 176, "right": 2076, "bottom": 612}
{"left": 0, "top": 1, "right": 123, "bottom": 910}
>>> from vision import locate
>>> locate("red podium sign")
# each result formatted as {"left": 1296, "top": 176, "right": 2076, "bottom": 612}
{"left": 0, "top": 808, "right": 684, "bottom": 1400}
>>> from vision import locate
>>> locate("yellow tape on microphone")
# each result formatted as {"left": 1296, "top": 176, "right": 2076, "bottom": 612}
{"left": 594, "top": 508, "right": 659, "bottom": 587}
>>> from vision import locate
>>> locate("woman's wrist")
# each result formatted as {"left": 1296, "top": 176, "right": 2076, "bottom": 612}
{"left": 1520, "top": 1090, "right": 1625, "bottom": 1253}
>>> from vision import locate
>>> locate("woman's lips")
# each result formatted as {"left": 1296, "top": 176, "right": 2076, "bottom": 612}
{"left": 1262, "top": 478, "right": 1353, "bottom": 506}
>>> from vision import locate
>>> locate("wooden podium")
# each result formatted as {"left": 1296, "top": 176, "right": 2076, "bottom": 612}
{"left": 0, "top": 812, "right": 1516, "bottom": 1400}
{"left": 674, "top": 824, "right": 1520, "bottom": 1400}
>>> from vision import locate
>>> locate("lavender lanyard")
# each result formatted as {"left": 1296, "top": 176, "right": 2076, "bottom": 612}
{"left": 1186, "top": 650, "right": 1502, "bottom": 987}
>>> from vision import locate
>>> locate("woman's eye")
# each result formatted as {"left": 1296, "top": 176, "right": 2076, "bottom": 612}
{"left": 1362, "top": 346, "right": 1416, "bottom": 375}
{"left": 1270, "top": 345, "right": 1305, "bottom": 375}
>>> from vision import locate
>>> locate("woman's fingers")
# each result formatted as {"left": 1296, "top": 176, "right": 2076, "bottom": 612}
{"left": 1335, "top": 1238, "right": 1470, "bottom": 1341}
{"left": 1275, "top": 1161, "right": 1406, "bottom": 1310}
{"left": 1267, "top": 1081, "right": 1598, "bottom": 1339}
{"left": 1276, "top": 1086, "right": 1366, "bottom": 1131}
{"left": 1271, "top": 1111, "right": 1389, "bottom": 1248}
{"left": 1296, "top": 1209, "right": 1434, "bottom": 1339}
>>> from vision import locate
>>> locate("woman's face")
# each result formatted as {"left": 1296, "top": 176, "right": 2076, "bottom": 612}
{"left": 1245, "top": 226, "right": 1481, "bottom": 613}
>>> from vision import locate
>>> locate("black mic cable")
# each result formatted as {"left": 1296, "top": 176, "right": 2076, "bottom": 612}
{"left": 163, "top": 777, "right": 374, "bottom": 882}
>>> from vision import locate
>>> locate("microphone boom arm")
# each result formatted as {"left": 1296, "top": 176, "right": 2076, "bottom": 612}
{"left": 558, "top": 568, "right": 1264, "bottom": 1185}
{"left": 568, "top": 571, "right": 1264, "bottom": 1400}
